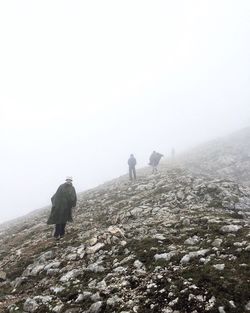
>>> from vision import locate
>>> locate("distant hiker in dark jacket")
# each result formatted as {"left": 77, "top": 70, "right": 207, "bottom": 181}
{"left": 128, "top": 154, "right": 137, "bottom": 180}
{"left": 47, "top": 176, "right": 77, "bottom": 240}
{"left": 149, "top": 151, "right": 163, "bottom": 173}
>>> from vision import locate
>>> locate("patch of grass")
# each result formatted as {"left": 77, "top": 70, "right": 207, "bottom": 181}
{"left": 181, "top": 261, "right": 250, "bottom": 312}
{"left": 127, "top": 237, "right": 173, "bottom": 270}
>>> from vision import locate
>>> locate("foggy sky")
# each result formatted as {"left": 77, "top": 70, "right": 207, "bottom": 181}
{"left": 0, "top": 1, "right": 250, "bottom": 223}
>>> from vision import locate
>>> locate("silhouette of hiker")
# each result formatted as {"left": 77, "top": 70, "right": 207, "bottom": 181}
{"left": 47, "top": 176, "right": 77, "bottom": 240}
{"left": 149, "top": 151, "right": 163, "bottom": 173}
{"left": 128, "top": 154, "right": 137, "bottom": 180}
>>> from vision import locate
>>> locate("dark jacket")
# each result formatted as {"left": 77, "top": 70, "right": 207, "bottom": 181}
{"left": 149, "top": 152, "right": 163, "bottom": 166}
{"left": 47, "top": 182, "right": 77, "bottom": 224}
{"left": 128, "top": 156, "right": 137, "bottom": 168}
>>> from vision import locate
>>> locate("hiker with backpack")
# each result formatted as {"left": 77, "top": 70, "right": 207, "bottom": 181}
{"left": 149, "top": 151, "right": 163, "bottom": 173}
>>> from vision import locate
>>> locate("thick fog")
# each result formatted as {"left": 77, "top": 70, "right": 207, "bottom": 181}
{"left": 0, "top": 1, "right": 250, "bottom": 223}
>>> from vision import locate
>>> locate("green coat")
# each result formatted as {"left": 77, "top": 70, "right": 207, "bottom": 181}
{"left": 47, "top": 183, "right": 77, "bottom": 224}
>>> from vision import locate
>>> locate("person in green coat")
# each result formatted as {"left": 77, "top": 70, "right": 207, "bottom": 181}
{"left": 47, "top": 176, "right": 77, "bottom": 239}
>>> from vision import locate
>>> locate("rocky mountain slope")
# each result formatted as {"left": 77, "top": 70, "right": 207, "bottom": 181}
{"left": 0, "top": 164, "right": 250, "bottom": 313}
{"left": 178, "top": 127, "right": 250, "bottom": 186}
{"left": 1, "top": 128, "right": 250, "bottom": 313}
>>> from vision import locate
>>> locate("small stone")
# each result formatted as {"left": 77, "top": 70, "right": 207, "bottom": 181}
{"left": 218, "top": 306, "right": 226, "bottom": 313}
{"left": 0, "top": 271, "right": 7, "bottom": 281}
{"left": 52, "top": 304, "right": 64, "bottom": 313}
{"left": 228, "top": 300, "right": 236, "bottom": 308}
{"left": 245, "top": 300, "right": 250, "bottom": 311}
{"left": 89, "top": 237, "right": 98, "bottom": 246}
{"left": 133, "top": 260, "right": 144, "bottom": 269}
{"left": 154, "top": 251, "right": 177, "bottom": 262}
{"left": 88, "top": 301, "right": 103, "bottom": 313}
{"left": 86, "top": 243, "right": 105, "bottom": 254}
{"left": 107, "top": 295, "right": 123, "bottom": 306}
{"left": 220, "top": 225, "right": 242, "bottom": 233}
{"left": 87, "top": 263, "right": 105, "bottom": 273}
{"left": 23, "top": 298, "right": 39, "bottom": 312}
{"left": 212, "top": 238, "right": 223, "bottom": 248}
{"left": 245, "top": 245, "right": 250, "bottom": 251}
{"left": 213, "top": 264, "right": 225, "bottom": 271}
{"left": 184, "top": 236, "right": 200, "bottom": 245}
{"left": 60, "top": 269, "right": 82, "bottom": 282}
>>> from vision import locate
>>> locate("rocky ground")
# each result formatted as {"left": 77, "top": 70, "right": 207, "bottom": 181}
{"left": 179, "top": 127, "right": 250, "bottom": 186}
{"left": 0, "top": 165, "right": 250, "bottom": 313}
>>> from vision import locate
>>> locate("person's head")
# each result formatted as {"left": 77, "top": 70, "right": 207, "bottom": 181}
{"left": 65, "top": 176, "right": 73, "bottom": 184}
{"left": 130, "top": 154, "right": 134, "bottom": 158}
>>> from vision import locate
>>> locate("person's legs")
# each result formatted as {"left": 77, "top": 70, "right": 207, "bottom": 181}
{"left": 129, "top": 167, "right": 133, "bottom": 180}
{"left": 54, "top": 224, "right": 60, "bottom": 238}
{"left": 133, "top": 167, "right": 136, "bottom": 180}
{"left": 60, "top": 223, "right": 66, "bottom": 237}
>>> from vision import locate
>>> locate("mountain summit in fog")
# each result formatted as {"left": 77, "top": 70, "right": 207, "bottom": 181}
{"left": 0, "top": 128, "right": 250, "bottom": 313}
{"left": 179, "top": 127, "right": 250, "bottom": 186}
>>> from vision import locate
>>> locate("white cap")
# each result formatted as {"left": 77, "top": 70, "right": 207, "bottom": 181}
{"left": 66, "top": 176, "right": 73, "bottom": 181}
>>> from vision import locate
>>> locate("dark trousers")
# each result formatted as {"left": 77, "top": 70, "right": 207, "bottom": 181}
{"left": 129, "top": 166, "right": 136, "bottom": 180}
{"left": 54, "top": 223, "right": 66, "bottom": 238}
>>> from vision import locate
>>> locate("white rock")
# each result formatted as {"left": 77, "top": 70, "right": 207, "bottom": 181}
{"left": 184, "top": 236, "right": 200, "bottom": 245}
{"left": 108, "top": 226, "right": 125, "bottom": 237}
{"left": 23, "top": 298, "right": 39, "bottom": 312}
{"left": 120, "top": 240, "right": 127, "bottom": 246}
{"left": 86, "top": 243, "right": 105, "bottom": 254}
{"left": 60, "top": 269, "right": 82, "bottom": 282}
{"left": 212, "top": 238, "right": 223, "bottom": 248}
{"left": 181, "top": 218, "right": 190, "bottom": 226}
{"left": 0, "top": 271, "right": 6, "bottom": 281}
{"left": 133, "top": 260, "right": 144, "bottom": 269}
{"left": 220, "top": 225, "right": 242, "bottom": 233}
{"left": 218, "top": 306, "right": 226, "bottom": 313}
{"left": 228, "top": 300, "right": 236, "bottom": 308}
{"left": 89, "top": 237, "right": 98, "bottom": 246}
{"left": 107, "top": 295, "right": 123, "bottom": 306}
{"left": 245, "top": 300, "right": 250, "bottom": 311}
{"left": 233, "top": 241, "right": 247, "bottom": 247}
{"left": 50, "top": 286, "right": 65, "bottom": 294}
{"left": 154, "top": 251, "right": 177, "bottom": 262}
{"left": 113, "top": 266, "right": 127, "bottom": 273}
{"left": 180, "top": 249, "right": 210, "bottom": 264}
{"left": 88, "top": 301, "right": 103, "bottom": 313}
{"left": 205, "top": 296, "right": 216, "bottom": 310}
{"left": 77, "top": 245, "right": 85, "bottom": 255}
{"left": 87, "top": 263, "right": 105, "bottom": 273}
{"left": 96, "top": 279, "right": 107, "bottom": 290}
{"left": 245, "top": 245, "right": 250, "bottom": 251}
{"left": 91, "top": 292, "right": 102, "bottom": 302}
{"left": 52, "top": 304, "right": 64, "bottom": 313}
{"left": 75, "top": 291, "right": 92, "bottom": 303}
{"left": 213, "top": 264, "right": 225, "bottom": 271}
{"left": 38, "top": 250, "right": 54, "bottom": 262}
{"left": 44, "top": 261, "right": 61, "bottom": 271}
{"left": 130, "top": 207, "right": 143, "bottom": 216}
{"left": 33, "top": 296, "right": 52, "bottom": 304}
{"left": 152, "top": 233, "right": 166, "bottom": 240}
{"left": 30, "top": 264, "right": 45, "bottom": 276}
{"left": 66, "top": 253, "right": 78, "bottom": 261}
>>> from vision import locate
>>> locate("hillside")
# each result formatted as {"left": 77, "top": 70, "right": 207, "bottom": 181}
{"left": 0, "top": 165, "right": 250, "bottom": 313}
{"left": 179, "top": 127, "right": 250, "bottom": 186}
{"left": 1, "top": 128, "right": 250, "bottom": 313}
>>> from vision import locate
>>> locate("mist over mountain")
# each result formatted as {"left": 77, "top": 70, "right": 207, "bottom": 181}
{"left": 178, "top": 127, "right": 250, "bottom": 186}
{"left": 0, "top": 128, "right": 250, "bottom": 313}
